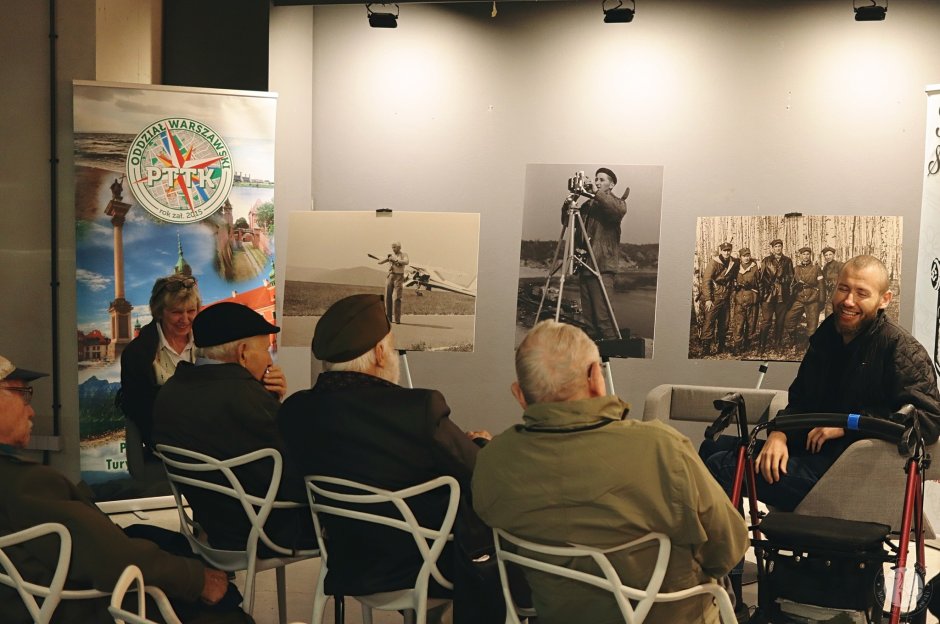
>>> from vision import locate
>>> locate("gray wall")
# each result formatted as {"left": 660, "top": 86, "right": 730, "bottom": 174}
{"left": 3, "top": 0, "right": 939, "bottom": 478}
{"left": 274, "top": 0, "right": 940, "bottom": 436}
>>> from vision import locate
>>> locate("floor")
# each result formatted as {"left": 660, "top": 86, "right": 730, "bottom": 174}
{"left": 111, "top": 507, "right": 940, "bottom": 624}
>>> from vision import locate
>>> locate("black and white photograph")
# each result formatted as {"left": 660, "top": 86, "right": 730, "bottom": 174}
{"left": 690, "top": 214, "right": 903, "bottom": 362}
{"left": 515, "top": 163, "right": 663, "bottom": 358}
{"left": 282, "top": 211, "right": 480, "bottom": 351}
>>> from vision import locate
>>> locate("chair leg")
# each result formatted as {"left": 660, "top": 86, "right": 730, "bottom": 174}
{"left": 276, "top": 566, "right": 287, "bottom": 624}
{"left": 361, "top": 602, "right": 373, "bottom": 624}
{"left": 404, "top": 609, "right": 416, "bottom": 624}
{"left": 334, "top": 595, "right": 344, "bottom": 624}
{"left": 243, "top": 569, "right": 257, "bottom": 615}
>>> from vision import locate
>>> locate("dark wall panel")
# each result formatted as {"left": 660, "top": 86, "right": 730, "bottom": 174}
{"left": 163, "top": 0, "right": 269, "bottom": 91}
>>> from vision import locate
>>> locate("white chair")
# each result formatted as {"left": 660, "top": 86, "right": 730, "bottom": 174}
{"left": 108, "top": 564, "right": 182, "bottom": 624}
{"left": 153, "top": 444, "right": 319, "bottom": 624}
{"left": 305, "top": 475, "right": 459, "bottom": 624}
{"left": 0, "top": 522, "right": 109, "bottom": 623}
{"left": 492, "top": 528, "right": 737, "bottom": 624}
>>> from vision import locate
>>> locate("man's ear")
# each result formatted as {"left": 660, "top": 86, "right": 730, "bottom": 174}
{"left": 510, "top": 382, "right": 528, "bottom": 409}
{"left": 588, "top": 361, "right": 607, "bottom": 398}
{"left": 879, "top": 289, "right": 893, "bottom": 310}
{"left": 236, "top": 341, "right": 249, "bottom": 365}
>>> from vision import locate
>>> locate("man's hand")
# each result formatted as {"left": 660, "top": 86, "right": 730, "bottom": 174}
{"left": 200, "top": 568, "right": 228, "bottom": 605}
{"left": 263, "top": 364, "right": 288, "bottom": 400}
{"left": 466, "top": 430, "right": 492, "bottom": 442}
{"left": 704, "top": 300, "right": 714, "bottom": 312}
{"left": 756, "top": 431, "right": 789, "bottom": 483}
{"left": 806, "top": 427, "right": 844, "bottom": 453}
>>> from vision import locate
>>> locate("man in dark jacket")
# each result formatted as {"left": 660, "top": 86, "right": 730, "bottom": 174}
{"left": 0, "top": 355, "right": 244, "bottom": 624}
{"left": 278, "top": 294, "right": 503, "bottom": 623}
{"left": 757, "top": 238, "right": 795, "bottom": 352}
{"left": 152, "top": 302, "right": 311, "bottom": 553}
{"left": 700, "top": 242, "right": 738, "bottom": 355}
{"left": 783, "top": 246, "right": 824, "bottom": 350}
{"left": 730, "top": 247, "right": 760, "bottom": 354}
{"left": 702, "top": 255, "right": 940, "bottom": 511}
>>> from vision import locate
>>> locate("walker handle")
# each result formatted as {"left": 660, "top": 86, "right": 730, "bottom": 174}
{"left": 771, "top": 405, "right": 917, "bottom": 453}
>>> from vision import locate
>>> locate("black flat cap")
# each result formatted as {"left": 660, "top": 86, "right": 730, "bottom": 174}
{"left": 798, "top": 246, "right": 812, "bottom": 254}
{"left": 770, "top": 239, "right": 784, "bottom": 247}
{"left": 193, "top": 302, "right": 279, "bottom": 348}
{"left": 822, "top": 246, "right": 836, "bottom": 254}
{"left": 313, "top": 294, "right": 390, "bottom": 363}
{"left": 739, "top": 248, "right": 751, "bottom": 256}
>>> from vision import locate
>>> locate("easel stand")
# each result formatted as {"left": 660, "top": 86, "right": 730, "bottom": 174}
{"left": 399, "top": 350, "right": 414, "bottom": 389}
{"left": 601, "top": 356, "right": 615, "bottom": 396}
{"left": 755, "top": 361, "right": 769, "bottom": 389}
{"left": 535, "top": 195, "right": 621, "bottom": 339}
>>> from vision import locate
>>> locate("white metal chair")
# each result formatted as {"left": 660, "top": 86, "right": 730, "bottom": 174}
{"left": 153, "top": 444, "right": 319, "bottom": 624}
{"left": 0, "top": 522, "right": 109, "bottom": 623}
{"left": 492, "top": 528, "right": 737, "bottom": 624}
{"left": 108, "top": 564, "right": 182, "bottom": 624}
{"left": 305, "top": 475, "right": 459, "bottom": 624}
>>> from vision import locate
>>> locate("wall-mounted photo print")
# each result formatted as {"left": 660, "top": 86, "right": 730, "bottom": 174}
{"left": 282, "top": 211, "right": 480, "bottom": 352}
{"left": 515, "top": 163, "right": 663, "bottom": 358}
{"left": 690, "top": 214, "right": 902, "bottom": 362}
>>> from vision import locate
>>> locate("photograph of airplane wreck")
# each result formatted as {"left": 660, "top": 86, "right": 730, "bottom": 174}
{"left": 282, "top": 211, "right": 480, "bottom": 351}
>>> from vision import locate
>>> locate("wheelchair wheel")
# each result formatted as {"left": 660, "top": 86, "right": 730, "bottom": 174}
{"left": 876, "top": 566, "right": 931, "bottom": 623}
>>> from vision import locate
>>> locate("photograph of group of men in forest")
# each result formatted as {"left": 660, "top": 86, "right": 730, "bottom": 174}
{"left": 690, "top": 215, "right": 902, "bottom": 361}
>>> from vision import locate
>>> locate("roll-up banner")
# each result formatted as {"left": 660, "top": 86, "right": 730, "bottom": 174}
{"left": 73, "top": 81, "right": 277, "bottom": 502}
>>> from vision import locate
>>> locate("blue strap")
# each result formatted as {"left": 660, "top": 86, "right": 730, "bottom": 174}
{"left": 847, "top": 413, "right": 862, "bottom": 430}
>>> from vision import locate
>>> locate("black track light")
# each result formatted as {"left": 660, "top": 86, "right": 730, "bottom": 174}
{"left": 367, "top": 3, "right": 398, "bottom": 28}
{"left": 603, "top": 0, "right": 635, "bottom": 24}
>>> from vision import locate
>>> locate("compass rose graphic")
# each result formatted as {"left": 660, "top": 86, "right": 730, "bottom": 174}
{"left": 126, "top": 117, "right": 234, "bottom": 224}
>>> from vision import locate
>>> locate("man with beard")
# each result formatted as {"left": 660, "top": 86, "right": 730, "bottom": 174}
{"left": 730, "top": 247, "right": 760, "bottom": 355}
{"left": 701, "top": 255, "right": 940, "bottom": 512}
{"left": 700, "top": 242, "right": 737, "bottom": 355}
{"left": 278, "top": 294, "right": 503, "bottom": 623}
{"left": 757, "top": 239, "right": 794, "bottom": 352}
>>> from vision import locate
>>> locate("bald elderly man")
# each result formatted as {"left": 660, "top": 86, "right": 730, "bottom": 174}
{"left": 278, "top": 293, "right": 503, "bottom": 623}
{"left": 473, "top": 320, "right": 747, "bottom": 624}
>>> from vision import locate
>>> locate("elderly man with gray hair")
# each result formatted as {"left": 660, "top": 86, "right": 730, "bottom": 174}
{"left": 473, "top": 320, "right": 748, "bottom": 624}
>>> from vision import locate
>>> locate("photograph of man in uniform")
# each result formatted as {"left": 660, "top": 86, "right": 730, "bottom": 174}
{"left": 690, "top": 215, "right": 902, "bottom": 362}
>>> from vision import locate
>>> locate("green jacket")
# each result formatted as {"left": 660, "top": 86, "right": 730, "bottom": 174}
{"left": 472, "top": 396, "right": 748, "bottom": 624}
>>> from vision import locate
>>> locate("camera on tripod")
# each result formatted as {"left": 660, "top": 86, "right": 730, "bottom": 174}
{"left": 567, "top": 170, "right": 595, "bottom": 197}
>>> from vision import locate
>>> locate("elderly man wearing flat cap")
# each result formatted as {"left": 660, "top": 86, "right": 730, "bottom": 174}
{"left": 0, "top": 355, "right": 250, "bottom": 623}
{"left": 279, "top": 293, "right": 505, "bottom": 623}
{"left": 562, "top": 166, "right": 629, "bottom": 341}
{"left": 153, "top": 302, "right": 313, "bottom": 554}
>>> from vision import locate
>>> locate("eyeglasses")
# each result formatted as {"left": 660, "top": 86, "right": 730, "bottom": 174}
{"left": 1, "top": 386, "right": 33, "bottom": 405}
{"left": 156, "top": 277, "right": 197, "bottom": 294}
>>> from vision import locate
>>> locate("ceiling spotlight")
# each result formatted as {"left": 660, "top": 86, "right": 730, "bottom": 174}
{"left": 603, "top": 0, "right": 635, "bottom": 24}
{"left": 367, "top": 3, "right": 399, "bottom": 28}
{"left": 854, "top": 0, "right": 887, "bottom": 21}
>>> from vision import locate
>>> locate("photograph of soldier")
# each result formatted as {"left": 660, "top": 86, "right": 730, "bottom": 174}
{"left": 699, "top": 242, "right": 737, "bottom": 355}
{"left": 515, "top": 163, "right": 664, "bottom": 358}
{"left": 757, "top": 238, "right": 794, "bottom": 353}
{"left": 690, "top": 215, "right": 902, "bottom": 362}
{"left": 783, "top": 246, "right": 824, "bottom": 350}
{"left": 821, "top": 246, "right": 843, "bottom": 316}
{"left": 730, "top": 247, "right": 760, "bottom": 354}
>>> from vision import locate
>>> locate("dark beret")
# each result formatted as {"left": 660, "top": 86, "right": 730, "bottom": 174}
{"left": 193, "top": 302, "right": 279, "bottom": 348}
{"left": 718, "top": 242, "right": 733, "bottom": 251}
{"left": 798, "top": 246, "right": 812, "bottom": 254}
{"left": 738, "top": 248, "right": 751, "bottom": 256}
{"left": 313, "top": 294, "right": 391, "bottom": 363}
{"left": 595, "top": 167, "right": 617, "bottom": 186}
{"left": 822, "top": 246, "right": 836, "bottom": 254}
{"left": 770, "top": 239, "right": 784, "bottom": 247}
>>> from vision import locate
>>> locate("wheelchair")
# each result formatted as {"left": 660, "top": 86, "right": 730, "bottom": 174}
{"left": 705, "top": 394, "right": 932, "bottom": 623}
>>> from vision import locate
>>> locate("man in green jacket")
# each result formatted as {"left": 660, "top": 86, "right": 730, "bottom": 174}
{"left": 472, "top": 321, "right": 748, "bottom": 624}
{"left": 0, "top": 354, "right": 245, "bottom": 623}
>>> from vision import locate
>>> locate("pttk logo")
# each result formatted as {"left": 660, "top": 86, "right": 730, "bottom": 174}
{"left": 126, "top": 117, "right": 233, "bottom": 224}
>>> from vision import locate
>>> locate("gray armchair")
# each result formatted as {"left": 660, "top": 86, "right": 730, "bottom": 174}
{"left": 642, "top": 384, "right": 933, "bottom": 537}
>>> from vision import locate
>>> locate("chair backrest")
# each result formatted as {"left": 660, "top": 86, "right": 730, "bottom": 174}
{"left": 492, "top": 528, "right": 736, "bottom": 624}
{"left": 153, "top": 444, "right": 299, "bottom": 563}
{"left": 304, "top": 475, "right": 459, "bottom": 592}
{"left": 0, "top": 522, "right": 109, "bottom": 624}
{"left": 108, "top": 565, "right": 181, "bottom": 624}
{"left": 642, "top": 383, "right": 788, "bottom": 441}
